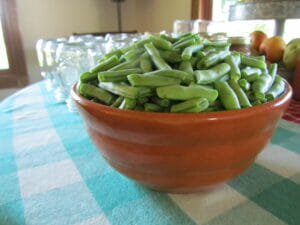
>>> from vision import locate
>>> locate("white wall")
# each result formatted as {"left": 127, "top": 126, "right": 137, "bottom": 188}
{"left": 16, "top": 0, "right": 191, "bottom": 84}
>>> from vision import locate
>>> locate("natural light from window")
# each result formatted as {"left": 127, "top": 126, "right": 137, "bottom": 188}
{"left": 0, "top": 19, "right": 9, "bottom": 70}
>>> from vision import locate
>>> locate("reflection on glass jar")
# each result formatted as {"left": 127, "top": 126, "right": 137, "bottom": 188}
{"left": 228, "top": 36, "right": 251, "bottom": 54}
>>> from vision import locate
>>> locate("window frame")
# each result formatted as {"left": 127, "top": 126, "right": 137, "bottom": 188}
{"left": 0, "top": 0, "right": 28, "bottom": 88}
{"left": 191, "top": 0, "right": 213, "bottom": 21}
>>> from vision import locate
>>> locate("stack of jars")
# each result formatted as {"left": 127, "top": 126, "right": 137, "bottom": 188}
{"left": 36, "top": 33, "right": 143, "bottom": 112}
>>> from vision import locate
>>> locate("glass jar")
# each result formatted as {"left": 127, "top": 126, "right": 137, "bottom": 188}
{"left": 228, "top": 36, "right": 251, "bottom": 54}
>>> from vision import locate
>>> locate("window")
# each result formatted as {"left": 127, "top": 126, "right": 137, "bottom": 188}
{"left": 0, "top": 0, "right": 28, "bottom": 88}
{"left": 0, "top": 19, "right": 9, "bottom": 70}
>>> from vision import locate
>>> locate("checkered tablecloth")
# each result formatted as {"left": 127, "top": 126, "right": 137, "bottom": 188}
{"left": 0, "top": 81, "right": 299, "bottom": 225}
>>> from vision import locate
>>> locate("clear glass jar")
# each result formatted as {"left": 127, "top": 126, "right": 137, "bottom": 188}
{"left": 173, "top": 19, "right": 196, "bottom": 33}
{"left": 55, "top": 41, "right": 92, "bottom": 110}
{"left": 43, "top": 38, "right": 67, "bottom": 90}
{"left": 36, "top": 39, "right": 52, "bottom": 89}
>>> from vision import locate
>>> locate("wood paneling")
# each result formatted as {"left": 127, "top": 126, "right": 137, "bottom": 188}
{"left": 191, "top": 0, "right": 213, "bottom": 21}
{"left": 0, "top": 0, "right": 28, "bottom": 88}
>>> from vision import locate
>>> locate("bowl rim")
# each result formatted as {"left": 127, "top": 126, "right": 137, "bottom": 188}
{"left": 71, "top": 80, "right": 292, "bottom": 121}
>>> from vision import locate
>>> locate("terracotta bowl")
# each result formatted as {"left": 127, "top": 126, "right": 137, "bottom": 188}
{"left": 71, "top": 81, "right": 292, "bottom": 193}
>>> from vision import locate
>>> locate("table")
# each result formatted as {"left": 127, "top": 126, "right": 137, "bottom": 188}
{"left": 1, "top": 81, "right": 299, "bottom": 225}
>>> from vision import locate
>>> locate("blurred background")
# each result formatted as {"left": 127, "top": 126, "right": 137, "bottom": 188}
{"left": 1, "top": 0, "right": 300, "bottom": 101}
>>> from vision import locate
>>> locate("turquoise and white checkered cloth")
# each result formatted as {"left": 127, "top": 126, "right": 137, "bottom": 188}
{"left": 1, "top": 81, "right": 299, "bottom": 225}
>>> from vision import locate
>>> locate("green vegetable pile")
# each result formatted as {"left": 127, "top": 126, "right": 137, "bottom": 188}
{"left": 78, "top": 32, "right": 286, "bottom": 113}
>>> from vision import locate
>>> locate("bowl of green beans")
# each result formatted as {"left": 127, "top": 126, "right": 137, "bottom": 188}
{"left": 71, "top": 32, "right": 292, "bottom": 193}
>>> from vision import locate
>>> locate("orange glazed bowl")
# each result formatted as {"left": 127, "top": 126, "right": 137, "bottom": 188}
{"left": 71, "top": 81, "right": 292, "bottom": 193}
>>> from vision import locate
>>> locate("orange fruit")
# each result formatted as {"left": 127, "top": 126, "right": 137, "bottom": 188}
{"left": 259, "top": 36, "right": 286, "bottom": 62}
{"left": 250, "top": 31, "right": 267, "bottom": 51}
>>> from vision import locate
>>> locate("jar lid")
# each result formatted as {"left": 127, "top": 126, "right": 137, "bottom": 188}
{"left": 228, "top": 36, "right": 250, "bottom": 45}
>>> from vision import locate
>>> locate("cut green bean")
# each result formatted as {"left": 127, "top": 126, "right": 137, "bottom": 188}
{"left": 127, "top": 74, "right": 181, "bottom": 87}
{"left": 111, "top": 96, "right": 124, "bottom": 107}
{"left": 182, "top": 44, "right": 204, "bottom": 60}
{"left": 144, "top": 103, "right": 163, "bottom": 112}
{"left": 179, "top": 60, "right": 194, "bottom": 76}
{"left": 149, "top": 35, "right": 173, "bottom": 50}
{"left": 171, "top": 98, "right": 209, "bottom": 113}
{"left": 159, "top": 50, "right": 182, "bottom": 63}
{"left": 238, "top": 78, "right": 251, "bottom": 91}
{"left": 228, "top": 80, "right": 252, "bottom": 107}
{"left": 98, "top": 68, "right": 142, "bottom": 82}
{"left": 144, "top": 42, "right": 171, "bottom": 70}
{"left": 157, "top": 85, "right": 218, "bottom": 102}
{"left": 91, "top": 55, "right": 119, "bottom": 73}
{"left": 99, "top": 82, "right": 139, "bottom": 99}
{"left": 215, "top": 81, "right": 241, "bottom": 110}
{"left": 119, "top": 97, "right": 136, "bottom": 110}
{"left": 195, "top": 63, "right": 231, "bottom": 84}
{"left": 151, "top": 96, "right": 170, "bottom": 107}
{"left": 144, "top": 69, "right": 189, "bottom": 82}
{"left": 109, "top": 58, "right": 140, "bottom": 71}
{"left": 266, "top": 79, "right": 285, "bottom": 101}
{"left": 79, "top": 83, "right": 114, "bottom": 105}
{"left": 225, "top": 53, "right": 241, "bottom": 81}
{"left": 160, "top": 33, "right": 179, "bottom": 43}
{"left": 80, "top": 71, "right": 98, "bottom": 83}
{"left": 241, "top": 54, "right": 267, "bottom": 69}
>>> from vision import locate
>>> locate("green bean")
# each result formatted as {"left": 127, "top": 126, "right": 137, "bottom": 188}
{"left": 119, "top": 97, "right": 136, "bottom": 110}
{"left": 80, "top": 71, "right": 98, "bottom": 83}
{"left": 228, "top": 80, "right": 252, "bottom": 108}
{"left": 99, "top": 82, "right": 139, "bottom": 99}
{"left": 91, "top": 55, "right": 119, "bottom": 73}
{"left": 137, "top": 97, "right": 149, "bottom": 105}
{"left": 241, "top": 54, "right": 267, "bottom": 69}
{"left": 159, "top": 50, "right": 182, "bottom": 63}
{"left": 170, "top": 98, "right": 209, "bottom": 113}
{"left": 79, "top": 83, "right": 114, "bottom": 105}
{"left": 200, "top": 51, "right": 230, "bottom": 68}
{"left": 144, "top": 69, "right": 189, "bottom": 82}
{"left": 266, "top": 79, "right": 285, "bottom": 101}
{"left": 241, "top": 67, "right": 262, "bottom": 78}
{"left": 111, "top": 96, "right": 124, "bottom": 107}
{"left": 137, "top": 87, "right": 154, "bottom": 97}
{"left": 127, "top": 74, "right": 181, "bottom": 87}
{"left": 175, "top": 32, "right": 194, "bottom": 39}
{"left": 195, "top": 63, "right": 231, "bottom": 84}
{"left": 268, "top": 63, "right": 278, "bottom": 80}
{"left": 238, "top": 79, "right": 251, "bottom": 91}
{"left": 218, "top": 74, "right": 230, "bottom": 82}
{"left": 190, "top": 57, "right": 198, "bottom": 67}
{"left": 224, "top": 53, "right": 241, "bottom": 81}
{"left": 214, "top": 81, "right": 241, "bottom": 110}
{"left": 244, "top": 73, "right": 260, "bottom": 82}
{"left": 173, "top": 33, "right": 197, "bottom": 46}
{"left": 149, "top": 35, "right": 173, "bottom": 50}
{"left": 144, "top": 42, "right": 171, "bottom": 70}
{"left": 252, "top": 73, "right": 273, "bottom": 99}
{"left": 182, "top": 44, "right": 204, "bottom": 60}
{"left": 109, "top": 58, "right": 139, "bottom": 71}
{"left": 160, "top": 33, "right": 179, "bottom": 43}
{"left": 140, "top": 53, "right": 153, "bottom": 73}
{"left": 144, "top": 103, "right": 163, "bottom": 112}
{"left": 173, "top": 38, "right": 196, "bottom": 50}
{"left": 133, "top": 39, "right": 152, "bottom": 48}
{"left": 122, "top": 48, "right": 144, "bottom": 61}
{"left": 156, "top": 85, "right": 218, "bottom": 102}
{"left": 98, "top": 49, "right": 122, "bottom": 62}
{"left": 179, "top": 61, "right": 194, "bottom": 84}
{"left": 98, "top": 68, "right": 142, "bottom": 82}
{"left": 151, "top": 96, "right": 170, "bottom": 107}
